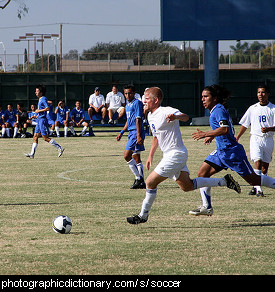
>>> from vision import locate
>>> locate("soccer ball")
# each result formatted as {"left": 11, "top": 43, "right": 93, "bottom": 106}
{"left": 52, "top": 215, "right": 72, "bottom": 234}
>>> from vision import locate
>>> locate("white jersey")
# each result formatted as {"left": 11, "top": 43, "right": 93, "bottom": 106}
{"left": 89, "top": 93, "right": 105, "bottom": 107}
{"left": 239, "top": 102, "right": 275, "bottom": 137}
{"left": 106, "top": 91, "right": 125, "bottom": 108}
{"left": 148, "top": 106, "right": 187, "bottom": 155}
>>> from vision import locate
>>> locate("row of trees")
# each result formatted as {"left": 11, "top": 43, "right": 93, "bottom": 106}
{"left": 18, "top": 40, "right": 275, "bottom": 72}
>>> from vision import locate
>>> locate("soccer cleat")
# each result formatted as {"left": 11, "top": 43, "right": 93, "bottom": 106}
{"left": 224, "top": 174, "right": 241, "bottom": 193}
{"left": 248, "top": 187, "right": 256, "bottom": 195}
{"left": 24, "top": 153, "right": 34, "bottom": 159}
{"left": 127, "top": 214, "right": 148, "bottom": 224}
{"left": 256, "top": 190, "right": 264, "bottom": 197}
{"left": 58, "top": 147, "right": 65, "bottom": 157}
{"left": 189, "top": 206, "right": 213, "bottom": 216}
{"left": 130, "top": 178, "right": 146, "bottom": 189}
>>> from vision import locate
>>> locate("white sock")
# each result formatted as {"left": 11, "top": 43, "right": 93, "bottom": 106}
{"left": 200, "top": 187, "right": 212, "bottom": 208}
{"left": 64, "top": 126, "right": 68, "bottom": 137}
{"left": 30, "top": 142, "right": 38, "bottom": 156}
{"left": 139, "top": 188, "right": 157, "bottom": 219}
{"left": 253, "top": 169, "right": 262, "bottom": 192}
{"left": 6, "top": 128, "right": 10, "bottom": 137}
{"left": 261, "top": 175, "right": 275, "bottom": 189}
{"left": 127, "top": 158, "right": 141, "bottom": 180}
{"left": 49, "top": 139, "right": 61, "bottom": 150}
{"left": 2, "top": 127, "right": 6, "bottom": 136}
{"left": 81, "top": 126, "right": 87, "bottom": 134}
{"left": 55, "top": 126, "right": 60, "bottom": 136}
{"left": 137, "top": 162, "right": 144, "bottom": 179}
{"left": 193, "top": 177, "right": 226, "bottom": 189}
{"left": 13, "top": 127, "right": 18, "bottom": 138}
{"left": 70, "top": 126, "right": 75, "bottom": 135}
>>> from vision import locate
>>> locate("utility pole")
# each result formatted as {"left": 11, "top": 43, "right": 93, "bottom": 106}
{"left": 60, "top": 23, "right": 63, "bottom": 72}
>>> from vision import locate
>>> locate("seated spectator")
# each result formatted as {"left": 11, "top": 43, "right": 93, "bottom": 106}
{"left": 46, "top": 100, "right": 56, "bottom": 136}
{"left": 16, "top": 103, "right": 28, "bottom": 138}
{"left": 3, "top": 104, "right": 19, "bottom": 138}
{"left": 27, "top": 104, "right": 38, "bottom": 127}
{"left": 106, "top": 85, "right": 126, "bottom": 124}
{"left": 0, "top": 104, "right": 6, "bottom": 138}
{"left": 88, "top": 87, "right": 107, "bottom": 125}
{"left": 69, "top": 101, "right": 89, "bottom": 136}
{"left": 54, "top": 100, "right": 71, "bottom": 137}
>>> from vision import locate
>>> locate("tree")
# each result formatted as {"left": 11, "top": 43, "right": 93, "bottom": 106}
{"left": 0, "top": 0, "right": 28, "bottom": 19}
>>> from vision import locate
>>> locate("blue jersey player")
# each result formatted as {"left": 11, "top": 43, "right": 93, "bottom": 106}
{"left": 55, "top": 100, "right": 70, "bottom": 137}
{"left": 117, "top": 84, "right": 146, "bottom": 189}
{"left": 25, "top": 84, "right": 64, "bottom": 159}
{"left": 190, "top": 84, "right": 275, "bottom": 216}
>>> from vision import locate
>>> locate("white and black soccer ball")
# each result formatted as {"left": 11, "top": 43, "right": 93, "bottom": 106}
{"left": 52, "top": 215, "right": 72, "bottom": 234}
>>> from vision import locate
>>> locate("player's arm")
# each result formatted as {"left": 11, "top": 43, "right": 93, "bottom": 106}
{"left": 192, "top": 123, "right": 229, "bottom": 141}
{"left": 136, "top": 117, "right": 143, "bottom": 145}
{"left": 116, "top": 121, "right": 128, "bottom": 141}
{"left": 236, "top": 125, "right": 248, "bottom": 142}
{"left": 166, "top": 112, "right": 189, "bottom": 123}
{"left": 146, "top": 136, "right": 158, "bottom": 170}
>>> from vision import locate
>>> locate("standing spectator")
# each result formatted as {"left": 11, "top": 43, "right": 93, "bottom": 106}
{"left": 3, "top": 104, "right": 19, "bottom": 138}
{"left": 236, "top": 84, "right": 275, "bottom": 197}
{"left": 70, "top": 101, "right": 89, "bottom": 136}
{"left": 88, "top": 87, "right": 107, "bottom": 124}
{"left": 55, "top": 100, "right": 70, "bottom": 137}
{"left": 106, "top": 85, "right": 125, "bottom": 124}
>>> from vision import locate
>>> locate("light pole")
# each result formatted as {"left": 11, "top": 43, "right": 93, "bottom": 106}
{"left": 0, "top": 41, "right": 6, "bottom": 72}
{"left": 14, "top": 33, "right": 59, "bottom": 72}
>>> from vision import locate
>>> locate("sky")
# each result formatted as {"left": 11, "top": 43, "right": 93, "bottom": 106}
{"left": 0, "top": 0, "right": 265, "bottom": 70}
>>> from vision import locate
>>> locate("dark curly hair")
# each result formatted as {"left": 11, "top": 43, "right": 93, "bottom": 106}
{"left": 203, "top": 84, "right": 231, "bottom": 108}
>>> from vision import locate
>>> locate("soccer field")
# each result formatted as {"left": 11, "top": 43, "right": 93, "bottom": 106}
{"left": 0, "top": 126, "right": 274, "bottom": 275}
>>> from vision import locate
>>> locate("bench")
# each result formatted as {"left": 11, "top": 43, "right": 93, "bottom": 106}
{"left": 85, "top": 111, "right": 150, "bottom": 136}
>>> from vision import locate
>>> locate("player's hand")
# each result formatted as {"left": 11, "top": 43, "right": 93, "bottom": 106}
{"left": 261, "top": 127, "right": 269, "bottom": 133}
{"left": 192, "top": 129, "right": 205, "bottom": 140}
{"left": 137, "top": 136, "right": 144, "bottom": 145}
{"left": 166, "top": 114, "right": 176, "bottom": 123}
{"left": 116, "top": 133, "right": 122, "bottom": 141}
{"left": 204, "top": 137, "right": 213, "bottom": 145}
{"left": 146, "top": 157, "right": 153, "bottom": 170}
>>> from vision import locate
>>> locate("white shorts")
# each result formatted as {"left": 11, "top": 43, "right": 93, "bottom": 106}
{"left": 250, "top": 135, "right": 274, "bottom": 163}
{"left": 108, "top": 106, "right": 124, "bottom": 114}
{"left": 154, "top": 150, "right": 189, "bottom": 181}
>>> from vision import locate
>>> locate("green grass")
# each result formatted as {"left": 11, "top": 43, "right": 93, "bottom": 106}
{"left": 0, "top": 126, "right": 274, "bottom": 275}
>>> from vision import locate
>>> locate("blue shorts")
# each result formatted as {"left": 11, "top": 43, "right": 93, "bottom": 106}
{"left": 6, "top": 120, "right": 16, "bottom": 127}
{"left": 205, "top": 144, "right": 254, "bottom": 177}
{"left": 125, "top": 130, "right": 145, "bottom": 153}
{"left": 56, "top": 119, "right": 66, "bottom": 126}
{"left": 47, "top": 118, "right": 55, "bottom": 127}
{"left": 34, "top": 118, "right": 49, "bottom": 136}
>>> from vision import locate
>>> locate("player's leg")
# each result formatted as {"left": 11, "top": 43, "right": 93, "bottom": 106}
{"left": 63, "top": 120, "right": 68, "bottom": 137}
{"left": 25, "top": 132, "right": 40, "bottom": 158}
{"left": 189, "top": 162, "right": 218, "bottom": 216}
{"left": 55, "top": 121, "right": 60, "bottom": 137}
{"left": 127, "top": 170, "right": 167, "bottom": 224}
{"left": 80, "top": 121, "right": 88, "bottom": 136}
{"left": 101, "top": 107, "right": 107, "bottom": 124}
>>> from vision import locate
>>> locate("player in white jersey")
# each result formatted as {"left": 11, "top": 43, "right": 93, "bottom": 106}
{"left": 127, "top": 87, "right": 241, "bottom": 224}
{"left": 236, "top": 85, "right": 275, "bottom": 196}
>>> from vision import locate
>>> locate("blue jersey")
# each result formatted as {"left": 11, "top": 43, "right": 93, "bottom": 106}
{"left": 210, "top": 103, "right": 238, "bottom": 150}
{"left": 71, "top": 107, "right": 85, "bottom": 123}
{"left": 28, "top": 111, "right": 38, "bottom": 122}
{"left": 4, "top": 109, "right": 17, "bottom": 123}
{"left": 56, "top": 106, "right": 69, "bottom": 122}
{"left": 47, "top": 103, "right": 56, "bottom": 122}
{"left": 126, "top": 98, "right": 144, "bottom": 131}
{"left": 38, "top": 96, "right": 49, "bottom": 119}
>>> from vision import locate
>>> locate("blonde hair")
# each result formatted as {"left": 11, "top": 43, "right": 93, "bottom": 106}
{"left": 146, "top": 87, "right": 163, "bottom": 103}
